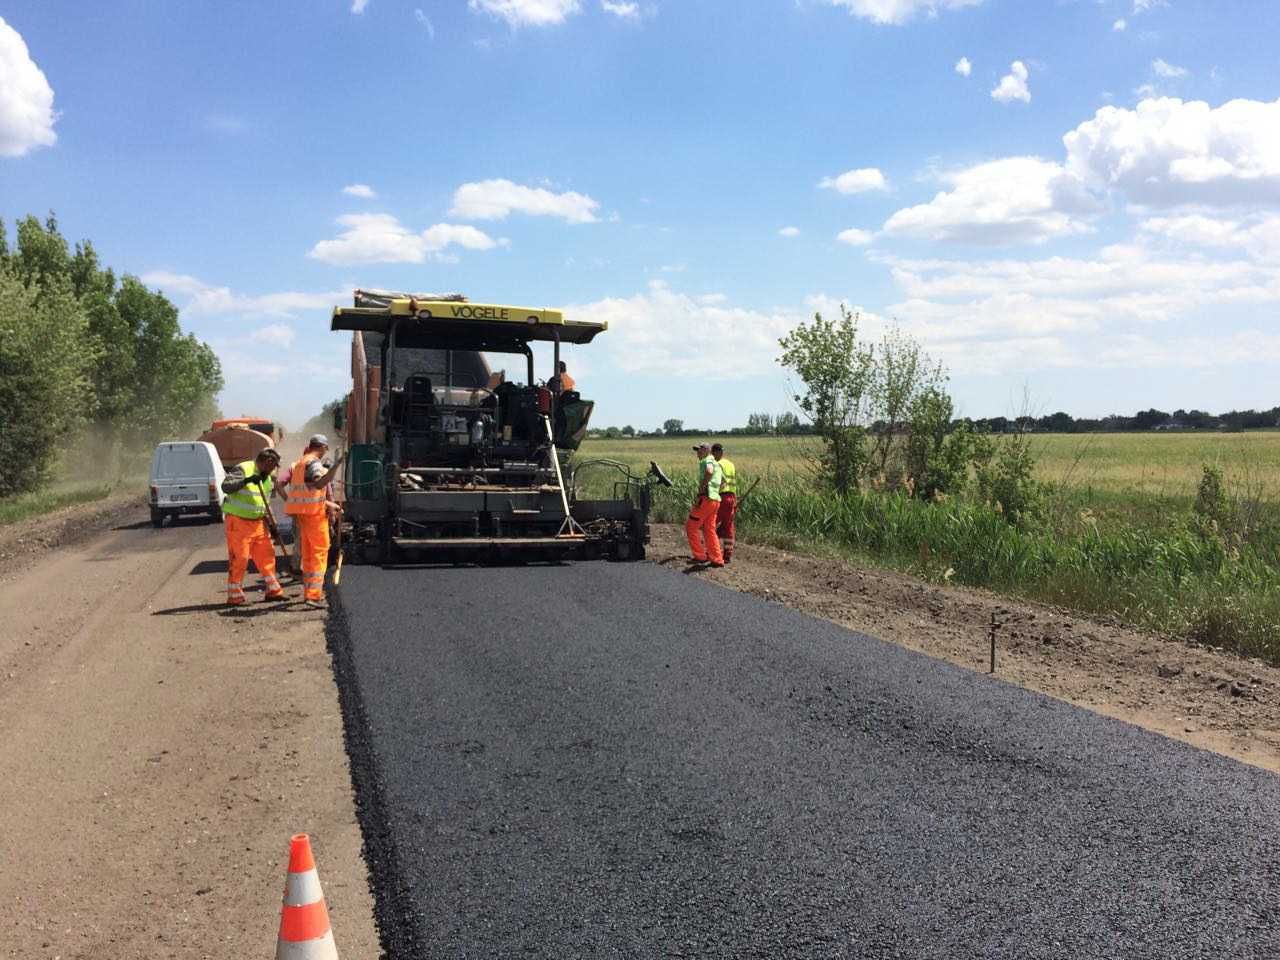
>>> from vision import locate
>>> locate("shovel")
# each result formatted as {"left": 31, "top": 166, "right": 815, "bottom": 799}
{"left": 254, "top": 478, "right": 294, "bottom": 579}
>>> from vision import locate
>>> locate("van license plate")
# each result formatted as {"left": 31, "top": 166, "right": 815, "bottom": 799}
{"left": 170, "top": 493, "right": 198, "bottom": 502}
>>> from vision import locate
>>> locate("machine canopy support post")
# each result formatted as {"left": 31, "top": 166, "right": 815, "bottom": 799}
{"left": 544, "top": 415, "right": 586, "bottom": 539}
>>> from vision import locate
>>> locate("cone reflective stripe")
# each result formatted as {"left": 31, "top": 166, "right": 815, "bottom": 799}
{"left": 276, "top": 834, "right": 339, "bottom": 960}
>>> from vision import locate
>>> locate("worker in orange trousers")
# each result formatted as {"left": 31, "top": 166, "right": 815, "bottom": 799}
{"left": 685, "top": 441, "right": 724, "bottom": 567}
{"left": 220, "top": 448, "right": 285, "bottom": 606}
{"left": 283, "top": 434, "right": 345, "bottom": 608}
{"left": 712, "top": 442, "right": 738, "bottom": 563}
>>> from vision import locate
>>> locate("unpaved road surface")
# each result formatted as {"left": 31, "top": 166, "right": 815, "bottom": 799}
{"left": 334, "top": 562, "right": 1280, "bottom": 958}
{"left": 0, "top": 504, "right": 376, "bottom": 959}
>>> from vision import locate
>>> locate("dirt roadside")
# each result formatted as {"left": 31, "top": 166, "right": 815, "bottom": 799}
{"left": 0, "top": 506, "right": 378, "bottom": 959}
{"left": 0, "top": 492, "right": 145, "bottom": 583}
{"left": 650, "top": 524, "right": 1280, "bottom": 775}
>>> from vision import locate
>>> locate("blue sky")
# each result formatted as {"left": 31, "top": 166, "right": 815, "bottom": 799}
{"left": 3, "top": 0, "right": 1279, "bottom": 430}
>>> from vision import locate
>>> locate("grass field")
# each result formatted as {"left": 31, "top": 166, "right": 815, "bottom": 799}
{"left": 576, "top": 431, "right": 1280, "bottom": 661}
{"left": 580, "top": 431, "right": 1280, "bottom": 501}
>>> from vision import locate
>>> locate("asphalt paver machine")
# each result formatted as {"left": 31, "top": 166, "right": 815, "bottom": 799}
{"left": 332, "top": 291, "right": 670, "bottom": 564}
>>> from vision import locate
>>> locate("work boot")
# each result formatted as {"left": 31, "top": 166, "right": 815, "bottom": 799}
{"left": 263, "top": 589, "right": 287, "bottom": 602}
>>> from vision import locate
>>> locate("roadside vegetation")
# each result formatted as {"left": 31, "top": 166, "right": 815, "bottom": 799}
{"left": 580, "top": 307, "right": 1280, "bottom": 665}
{"left": 0, "top": 482, "right": 116, "bottom": 526}
{"left": 0, "top": 214, "right": 223, "bottom": 499}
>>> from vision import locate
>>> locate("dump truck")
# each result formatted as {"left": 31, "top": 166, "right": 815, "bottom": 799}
{"left": 331, "top": 290, "right": 670, "bottom": 564}
{"left": 199, "top": 417, "right": 285, "bottom": 469}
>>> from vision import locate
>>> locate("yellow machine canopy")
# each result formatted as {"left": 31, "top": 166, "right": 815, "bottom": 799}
{"left": 331, "top": 292, "right": 607, "bottom": 346}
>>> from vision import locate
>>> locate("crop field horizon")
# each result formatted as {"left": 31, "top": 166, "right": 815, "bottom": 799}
{"left": 579, "top": 431, "right": 1280, "bottom": 502}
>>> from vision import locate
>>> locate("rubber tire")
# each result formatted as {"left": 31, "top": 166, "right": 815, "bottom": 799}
{"left": 208, "top": 505, "right": 223, "bottom": 523}
{"left": 150, "top": 507, "right": 164, "bottom": 529}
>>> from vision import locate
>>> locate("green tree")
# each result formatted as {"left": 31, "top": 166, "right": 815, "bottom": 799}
{"left": 0, "top": 267, "right": 94, "bottom": 495}
{"left": 869, "top": 327, "right": 945, "bottom": 481}
{"left": 778, "top": 305, "right": 875, "bottom": 492}
{"left": 0, "top": 214, "right": 224, "bottom": 489}
{"left": 662, "top": 418, "right": 684, "bottom": 435}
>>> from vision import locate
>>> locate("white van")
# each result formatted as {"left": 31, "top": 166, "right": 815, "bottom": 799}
{"left": 149, "top": 441, "right": 226, "bottom": 527}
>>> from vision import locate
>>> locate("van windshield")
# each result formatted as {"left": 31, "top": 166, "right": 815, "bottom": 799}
{"left": 156, "top": 445, "right": 211, "bottom": 479}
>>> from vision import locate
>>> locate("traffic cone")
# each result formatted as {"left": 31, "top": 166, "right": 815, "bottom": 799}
{"left": 275, "top": 833, "right": 339, "bottom": 959}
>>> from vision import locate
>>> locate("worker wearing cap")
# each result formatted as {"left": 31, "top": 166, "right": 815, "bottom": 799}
{"left": 712, "top": 442, "right": 738, "bottom": 563}
{"left": 685, "top": 442, "right": 725, "bottom": 567}
{"left": 220, "top": 448, "right": 285, "bottom": 606}
{"left": 283, "top": 434, "right": 346, "bottom": 607}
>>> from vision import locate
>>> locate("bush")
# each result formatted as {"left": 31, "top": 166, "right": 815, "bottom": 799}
{"left": 973, "top": 430, "right": 1046, "bottom": 528}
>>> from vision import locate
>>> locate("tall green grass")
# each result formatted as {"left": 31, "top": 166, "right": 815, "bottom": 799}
{"left": 0, "top": 483, "right": 116, "bottom": 526}
{"left": 648, "top": 473, "right": 1280, "bottom": 664}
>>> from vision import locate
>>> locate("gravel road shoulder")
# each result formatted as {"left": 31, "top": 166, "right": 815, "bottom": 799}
{"left": 648, "top": 523, "right": 1280, "bottom": 773}
{"left": 0, "top": 507, "right": 376, "bottom": 958}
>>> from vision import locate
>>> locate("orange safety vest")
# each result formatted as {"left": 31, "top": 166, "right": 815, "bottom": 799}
{"left": 560, "top": 373, "right": 576, "bottom": 392}
{"left": 284, "top": 453, "right": 326, "bottom": 516}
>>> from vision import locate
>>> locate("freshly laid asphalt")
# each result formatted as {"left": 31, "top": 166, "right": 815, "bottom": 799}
{"left": 329, "top": 561, "right": 1280, "bottom": 959}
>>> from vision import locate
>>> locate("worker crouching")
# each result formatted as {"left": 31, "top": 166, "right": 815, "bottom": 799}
{"left": 221, "top": 448, "right": 285, "bottom": 605}
{"left": 284, "top": 434, "right": 345, "bottom": 608}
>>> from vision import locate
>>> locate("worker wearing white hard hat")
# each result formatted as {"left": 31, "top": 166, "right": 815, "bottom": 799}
{"left": 282, "top": 434, "right": 345, "bottom": 607}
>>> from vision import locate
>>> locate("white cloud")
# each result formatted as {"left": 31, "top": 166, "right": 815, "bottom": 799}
{"left": 414, "top": 8, "right": 436, "bottom": 38}
{"left": 1133, "top": 0, "right": 1164, "bottom": 12}
{"left": 306, "top": 213, "right": 504, "bottom": 265}
{"left": 249, "top": 324, "right": 297, "bottom": 348}
{"left": 1063, "top": 97, "right": 1280, "bottom": 207}
{"left": 991, "top": 61, "right": 1031, "bottom": 104}
{"left": 955, "top": 57, "right": 972, "bottom": 77}
{"left": 819, "top": 167, "right": 888, "bottom": 195}
{"left": 1152, "top": 58, "right": 1189, "bottom": 79}
{"left": 1139, "top": 214, "right": 1280, "bottom": 262}
{"left": 142, "top": 271, "right": 350, "bottom": 317}
{"left": 351, "top": 0, "right": 370, "bottom": 12}
{"left": 1113, "top": 18, "right": 1127, "bottom": 31}
{"left": 779, "top": 226, "right": 801, "bottom": 238}
{"left": 869, "top": 245, "right": 1280, "bottom": 375}
{"left": 601, "top": 0, "right": 640, "bottom": 19}
{"left": 882, "top": 157, "right": 1098, "bottom": 245}
{"left": 468, "top": 0, "right": 581, "bottom": 27}
{"left": 205, "top": 115, "right": 247, "bottom": 135}
{"left": 821, "top": 0, "right": 983, "bottom": 26}
{"left": 837, "top": 228, "right": 874, "bottom": 245}
{"left": 568, "top": 281, "right": 812, "bottom": 378}
{"left": 449, "top": 178, "right": 600, "bottom": 223}
{"left": 0, "top": 16, "right": 56, "bottom": 158}
{"left": 342, "top": 183, "right": 377, "bottom": 199}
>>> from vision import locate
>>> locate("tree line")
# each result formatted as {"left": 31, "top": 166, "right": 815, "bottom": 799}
{"left": 0, "top": 214, "right": 224, "bottom": 497}
{"left": 589, "top": 405, "right": 1280, "bottom": 439}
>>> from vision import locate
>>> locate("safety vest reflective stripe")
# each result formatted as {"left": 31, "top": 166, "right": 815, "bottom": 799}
{"left": 285, "top": 454, "right": 326, "bottom": 516}
{"left": 719, "top": 458, "right": 737, "bottom": 495}
{"left": 223, "top": 461, "right": 272, "bottom": 519}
